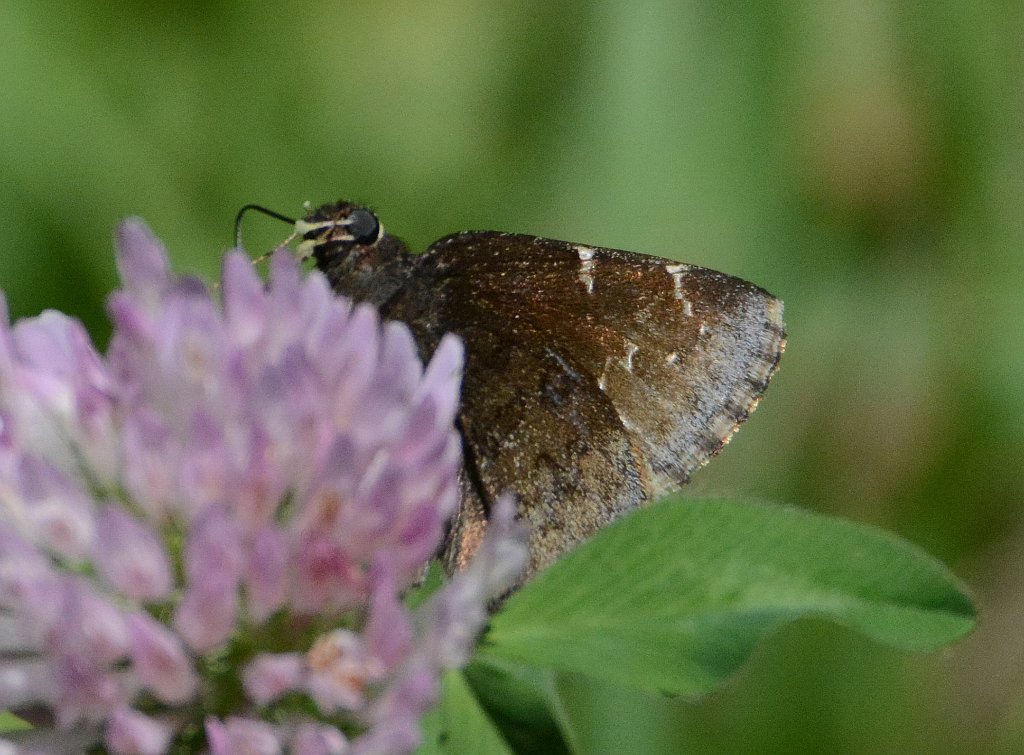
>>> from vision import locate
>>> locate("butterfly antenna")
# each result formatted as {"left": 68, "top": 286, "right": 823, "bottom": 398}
{"left": 234, "top": 204, "right": 297, "bottom": 249}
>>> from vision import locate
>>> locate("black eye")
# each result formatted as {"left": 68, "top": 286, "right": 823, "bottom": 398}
{"left": 348, "top": 209, "right": 380, "bottom": 245}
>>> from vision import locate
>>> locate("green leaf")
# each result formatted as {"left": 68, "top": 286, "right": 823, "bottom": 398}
{"left": 463, "top": 657, "right": 697, "bottom": 754}
{"left": 551, "top": 671, "right": 694, "bottom": 754}
{"left": 464, "top": 656, "right": 575, "bottom": 754}
{"left": 404, "top": 560, "right": 444, "bottom": 610}
{"left": 481, "top": 496, "right": 976, "bottom": 697}
{"left": 416, "top": 671, "right": 514, "bottom": 755}
{"left": 0, "top": 710, "right": 30, "bottom": 733}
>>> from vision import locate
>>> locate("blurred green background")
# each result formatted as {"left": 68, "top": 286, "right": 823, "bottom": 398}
{"left": 1, "top": 1, "right": 1020, "bottom": 752}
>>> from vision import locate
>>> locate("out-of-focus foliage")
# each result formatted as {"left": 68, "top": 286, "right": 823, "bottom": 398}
{"left": 0, "top": 2, "right": 1020, "bottom": 752}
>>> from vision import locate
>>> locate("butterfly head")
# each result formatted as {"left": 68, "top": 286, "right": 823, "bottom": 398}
{"left": 295, "top": 201, "right": 384, "bottom": 259}
{"left": 294, "top": 201, "right": 412, "bottom": 306}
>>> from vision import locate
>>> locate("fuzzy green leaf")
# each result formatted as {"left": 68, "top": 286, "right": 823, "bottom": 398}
{"left": 416, "top": 671, "right": 513, "bottom": 755}
{"left": 481, "top": 497, "right": 976, "bottom": 696}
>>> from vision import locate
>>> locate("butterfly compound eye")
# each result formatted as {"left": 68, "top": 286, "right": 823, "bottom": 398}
{"left": 348, "top": 209, "right": 381, "bottom": 245}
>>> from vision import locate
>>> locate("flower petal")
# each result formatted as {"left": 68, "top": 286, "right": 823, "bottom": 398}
{"left": 242, "top": 653, "right": 303, "bottom": 706}
{"left": 126, "top": 613, "right": 196, "bottom": 704}
{"left": 105, "top": 707, "right": 172, "bottom": 755}
{"left": 94, "top": 507, "right": 172, "bottom": 601}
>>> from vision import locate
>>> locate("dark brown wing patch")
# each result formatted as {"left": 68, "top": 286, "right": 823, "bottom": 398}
{"left": 385, "top": 231, "right": 784, "bottom": 579}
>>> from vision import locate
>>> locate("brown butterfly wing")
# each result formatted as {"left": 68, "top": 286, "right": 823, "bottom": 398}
{"left": 384, "top": 231, "right": 785, "bottom": 579}
{"left": 438, "top": 314, "right": 649, "bottom": 578}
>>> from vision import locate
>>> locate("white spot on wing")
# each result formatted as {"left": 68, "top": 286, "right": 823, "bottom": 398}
{"left": 622, "top": 341, "right": 639, "bottom": 372}
{"left": 597, "top": 355, "right": 613, "bottom": 392}
{"left": 576, "top": 245, "right": 596, "bottom": 294}
{"left": 665, "top": 351, "right": 679, "bottom": 365}
{"left": 620, "top": 415, "right": 641, "bottom": 434}
{"left": 665, "top": 263, "right": 690, "bottom": 304}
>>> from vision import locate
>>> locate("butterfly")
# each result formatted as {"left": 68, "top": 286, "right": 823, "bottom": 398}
{"left": 242, "top": 200, "right": 785, "bottom": 584}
